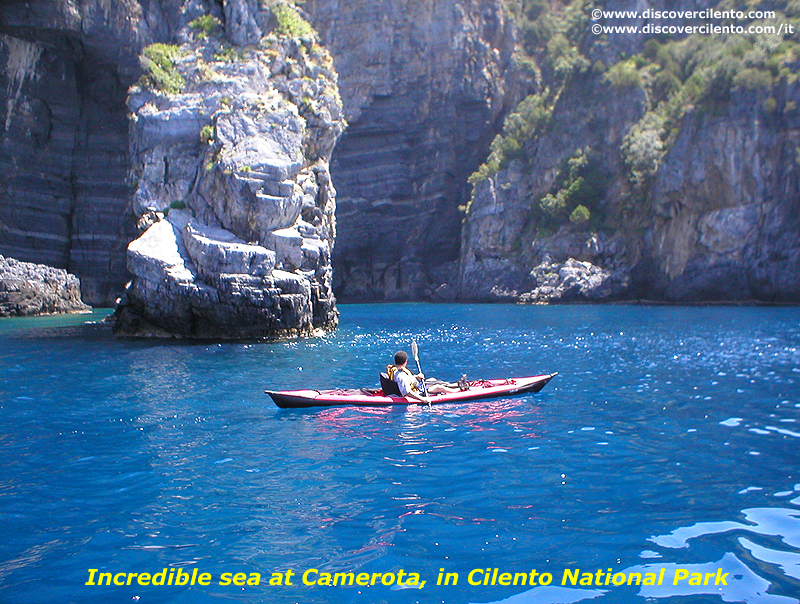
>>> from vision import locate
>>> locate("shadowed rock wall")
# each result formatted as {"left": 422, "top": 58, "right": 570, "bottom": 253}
{"left": 0, "top": 1, "right": 152, "bottom": 306}
{"left": 305, "top": 0, "right": 519, "bottom": 300}
{"left": 0, "top": 30, "right": 134, "bottom": 305}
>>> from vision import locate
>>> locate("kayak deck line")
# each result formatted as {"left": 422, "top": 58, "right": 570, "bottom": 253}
{"left": 266, "top": 373, "right": 557, "bottom": 409}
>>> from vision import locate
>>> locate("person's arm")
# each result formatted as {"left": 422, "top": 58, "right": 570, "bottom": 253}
{"left": 396, "top": 371, "right": 430, "bottom": 405}
{"left": 403, "top": 389, "right": 430, "bottom": 405}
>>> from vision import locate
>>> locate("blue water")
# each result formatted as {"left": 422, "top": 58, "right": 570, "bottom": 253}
{"left": 1, "top": 304, "right": 799, "bottom": 604}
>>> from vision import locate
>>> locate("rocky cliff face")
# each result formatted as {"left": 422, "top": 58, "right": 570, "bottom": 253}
{"left": 2, "top": 0, "right": 798, "bottom": 315}
{"left": 643, "top": 88, "right": 800, "bottom": 301}
{"left": 113, "top": 4, "right": 345, "bottom": 338}
{"left": 1, "top": 0, "right": 517, "bottom": 312}
{"left": 460, "top": 71, "right": 644, "bottom": 302}
{"left": 1, "top": 1, "right": 345, "bottom": 336}
{"left": 0, "top": 3, "right": 141, "bottom": 305}
{"left": 304, "top": 0, "right": 519, "bottom": 300}
{"left": 460, "top": 0, "right": 800, "bottom": 304}
{"left": 0, "top": 0, "right": 221, "bottom": 306}
{"left": 0, "top": 255, "right": 89, "bottom": 316}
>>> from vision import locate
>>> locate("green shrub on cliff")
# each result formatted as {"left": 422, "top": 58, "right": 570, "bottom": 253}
{"left": 139, "top": 44, "right": 185, "bottom": 95}
{"left": 605, "top": 59, "right": 641, "bottom": 89}
{"left": 272, "top": 2, "right": 315, "bottom": 40}
{"left": 189, "top": 14, "right": 222, "bottom": 39}
{"left": 535, "top": 147, "right": 606, "bottom": 226}
{"left": 570, "top": 204, "right": 590, "bottom": 224}
{"left": 468, "top": 91, "right": 553, "bottom": 185}
{"left": 547, "top": 32, "right": 590, "bottom": 78}
{"left": 621, "top": 112, "right": 666, "bottom": 190}
{"left": 213, "top": 45, "right": 241, "bottom": 63}
{"left": 733, "top": 67, "right": 774, "bottom": 89}
{"left": 513, "top": 0, "right": 592, "bottom": 80}
{"left": 199, "top": 124, "right": 214, "bottom": 145}
{"left": 468, "top": 0, "right": 593, "bottom": 190}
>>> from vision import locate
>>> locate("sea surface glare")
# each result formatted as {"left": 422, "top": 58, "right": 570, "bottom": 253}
{"left": 1, "top": 304, "right": 799, "bottom": 604}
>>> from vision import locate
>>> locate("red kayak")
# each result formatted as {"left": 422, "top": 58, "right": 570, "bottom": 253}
{"left": 266, "top": 373, "right": 557, "bottom": 409}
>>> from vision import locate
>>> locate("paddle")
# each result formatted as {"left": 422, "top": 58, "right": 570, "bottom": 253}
{"left": 410, "top": 340, "right": 429, "bottom": 400}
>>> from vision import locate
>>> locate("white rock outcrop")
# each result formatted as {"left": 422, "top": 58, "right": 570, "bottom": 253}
{"left": 114, "top": 8, "right": 345, "bottom": 338}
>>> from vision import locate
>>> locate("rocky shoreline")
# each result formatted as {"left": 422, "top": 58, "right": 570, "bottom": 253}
{"left": 0, "top": 256, "right": 90, "bottom": 317}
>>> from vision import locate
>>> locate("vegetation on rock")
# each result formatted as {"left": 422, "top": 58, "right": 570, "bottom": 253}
{"left": 213, "top": 45, "right": 240, "bottom": 63}
{"left": 469, "top": 0, "right": 593, "bottom": 187}
{"left": 139, "top": 43, "right": 185, "bottom": 94}
{"left": 271, "top": 2, "right": 316, "bottom": 40}
{"left": 569, "top": 204, "right": 591, "bottom": 224}
{"left": 535, "top": 147, "right": 607, "bottom": 227}
{"left": 199, "top": 124, "right": 214, "bottom": 145}
{"left": 468, "top": 90, "right": 553, "bottom": 185}
{"left": 461, "top": 0, "right": 800, "bottom": 302}
{"left": 188, "top": 14, "right": 222, "bottom": 39}
{"left": 121, "top": 0, "right": 345, "bottom": 338}
{"left": 473, "top": 0, "right": 800, "bottom": 207}
{"left": 609, "top": 1, "right": 799, "bottom": 189}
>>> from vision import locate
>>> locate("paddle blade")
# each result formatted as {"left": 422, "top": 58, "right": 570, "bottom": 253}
{"left": 411, "top": 340, "right": 419, "bottom": 360}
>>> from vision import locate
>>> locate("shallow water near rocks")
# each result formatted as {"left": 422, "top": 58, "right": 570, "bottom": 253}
{"left": 1, "top": 304, "right": 799, "bottom": 604}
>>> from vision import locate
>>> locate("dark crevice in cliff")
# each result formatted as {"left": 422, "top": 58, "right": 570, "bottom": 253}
{"left": 67, "top": 150, "right": 79, "bottom": 277}
{"left": 329, "top": 92, "right": 505, "bottom": 301}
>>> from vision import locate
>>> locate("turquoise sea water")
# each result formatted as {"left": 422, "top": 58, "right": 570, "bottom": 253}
{"left": 1, "top": 304, "right": 799, "bottom": 604}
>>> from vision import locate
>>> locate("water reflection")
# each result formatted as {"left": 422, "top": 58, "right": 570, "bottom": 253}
{"left": 651, "top": 506, "right": 800, "bottom": 550}
{"left": 627, "top": 554, "right": 796, "bottom": 603}
{"left": 478, "top": 490, "right": 800, "bottom": 604}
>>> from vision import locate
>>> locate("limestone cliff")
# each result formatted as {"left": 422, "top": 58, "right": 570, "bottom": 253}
{"left": 2, "top": 0, "right": 799, "bottom": 314}
{"left": 0, "top": 255, "right": 89, "bottom": 317}
{"left": 114, "top": 4, "right": 345, "bottom": 338}
{"left": 304, "top": 0, "right": 520, "bottom": 300}
{"left": 0, "top": 0, "right": 517, "bottom": 315}
{"left": 460, "top": 0, "right": 800, "bottom": 303}
{"left": 0, "top": 2, "right": 142, "bottom": 305}
{"left": 644, "top": 88, "right": 800, "bottom": 301}
{"left": 0, "top": 1, "right": 345, "bottom": 335}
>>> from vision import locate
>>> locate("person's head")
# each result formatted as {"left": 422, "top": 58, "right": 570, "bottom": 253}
{"left": 394, "top": 350, "right": 408, "bottom": 366}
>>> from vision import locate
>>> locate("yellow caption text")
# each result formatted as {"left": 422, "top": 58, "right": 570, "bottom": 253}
{"left": 85, "top": 566, "right": 729, "bottom": 589}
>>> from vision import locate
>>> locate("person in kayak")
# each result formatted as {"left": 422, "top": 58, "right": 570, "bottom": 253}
{"left": 387, "top": 351, "right": 458, "bottom": 403}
